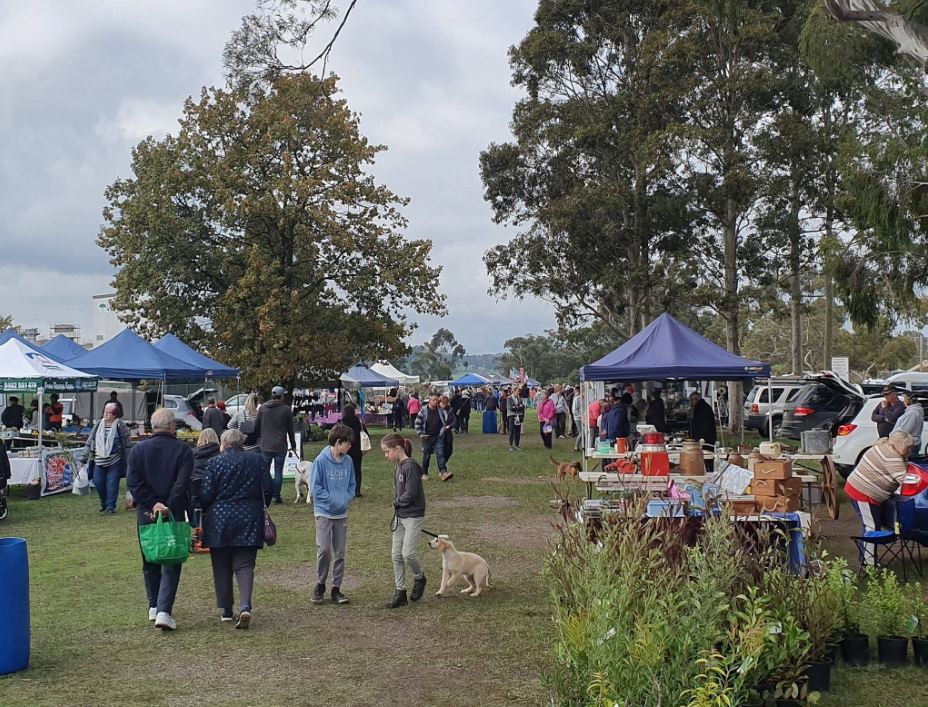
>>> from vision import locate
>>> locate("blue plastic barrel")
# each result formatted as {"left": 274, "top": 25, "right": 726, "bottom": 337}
{"left": 482, "top": 411, "right": 497, "bottom": 434}
{"left": 0, "top": 537, "right": 30, "bottom": 675}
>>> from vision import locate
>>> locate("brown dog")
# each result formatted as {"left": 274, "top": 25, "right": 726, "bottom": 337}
{"left": 551, "top": 456, "right": 581, "bottom": 482}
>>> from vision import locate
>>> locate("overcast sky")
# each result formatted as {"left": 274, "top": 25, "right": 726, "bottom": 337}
{"left": 0, "top": 0, "right": 554, "bottom": 354}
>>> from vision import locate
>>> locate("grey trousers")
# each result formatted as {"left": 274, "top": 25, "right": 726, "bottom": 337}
{"left": 392, "top": 516, "right": 425, "bottom": 590}
{"left": 316, "top": 516, "right": 347, "bottom": 588}
{"left": 210, "top": 547, "right": 257, "bottom": 612}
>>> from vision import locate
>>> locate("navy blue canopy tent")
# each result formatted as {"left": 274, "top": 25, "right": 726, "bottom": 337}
{"left": 450, "top": 372, "right": 490, "bottom": 386}
{"left": 579, "top": 313, "right": 770, "bottom": 382}
{"left": 68, "top": 329, "right": 205, "bottom": 381}
{"left": 0, "top": 328, "right": 38, "bottom": 348}
{"left": 340, "top": 364, "right": 399, "bottom": 388}
{"left": 42, "top": 334, "right": 88, "bottom": 362}
{"left": 154, "top": 334, "right": 239, "bottom": 379}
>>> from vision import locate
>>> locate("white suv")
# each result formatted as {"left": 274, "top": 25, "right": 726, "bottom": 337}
{"left": 162, "top": 395, "right": 202, "bottom": 431}
{"left": 833, "top": 396, "right": 928, "bottom": 477}
{"left": 743, "top": 382, "right": 805, "bottom": 437}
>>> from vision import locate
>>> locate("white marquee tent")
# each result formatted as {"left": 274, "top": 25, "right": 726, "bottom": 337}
{"left": 370, "top": 361, "right": 419, "bottom": 385}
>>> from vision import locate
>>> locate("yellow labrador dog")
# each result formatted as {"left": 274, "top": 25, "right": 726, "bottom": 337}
{"left": 429, "top": 535, "right": 493, "bottom": 597}
{"left": 293, "top": 461, "right": 313, "bottom": 504}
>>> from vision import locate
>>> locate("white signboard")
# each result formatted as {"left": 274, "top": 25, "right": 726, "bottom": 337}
{"left": 831, "top": 357, "right": 850, "bottom": 382}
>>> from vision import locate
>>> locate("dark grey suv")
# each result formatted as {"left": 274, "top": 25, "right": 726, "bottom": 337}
{"left": 779, "top": 378, "right": 863, "bottom": 440}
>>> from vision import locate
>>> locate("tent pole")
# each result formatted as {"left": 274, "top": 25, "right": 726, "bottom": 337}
{"left": 37, "top": 386, "right": 44, "bottom": 450}
{"left": 768, "top": 377, "right": 774, "bottom": 443}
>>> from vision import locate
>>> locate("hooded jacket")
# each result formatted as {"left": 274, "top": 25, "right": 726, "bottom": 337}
{"left": 255, "top": 399, "right": 296, "bottom": 453}
{"left": 311, "top": 446, "right": 356, "bottom": 519}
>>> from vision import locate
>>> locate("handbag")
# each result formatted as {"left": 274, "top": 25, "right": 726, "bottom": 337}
{"left": 543, "top": 423, "right": 553, "bottom": 434}
{"left": 239, "top": 416, "right": 256, "bottom": 435}
{"left": 360, "top": 430, "right": 372, "bottom": 453}
{"left": 138, "top": 512, "right": 191, "bottom": 565}
{"left": 263, "top": 509, "right": 277, "bottom": 546}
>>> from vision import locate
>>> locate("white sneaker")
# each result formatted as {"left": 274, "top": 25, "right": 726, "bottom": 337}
{"left": 154, "top": 612, "right": 176, "bottom": 630}
{"left": 148, "top": 607, "right": 157, "bottom": 622}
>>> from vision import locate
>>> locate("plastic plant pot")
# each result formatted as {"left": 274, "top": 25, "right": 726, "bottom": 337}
{"left": 840, "top": 634, "right": 870, "bottom": 666}
{"left": 877, "top": 636, "right": 908, "bottom": 666}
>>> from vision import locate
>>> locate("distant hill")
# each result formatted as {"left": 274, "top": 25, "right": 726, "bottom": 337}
{"left": 398, "top": 348, "right": 503, "bottom": 378}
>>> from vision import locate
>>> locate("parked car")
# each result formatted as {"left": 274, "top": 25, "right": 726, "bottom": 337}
{"left": 224, "top": 393, "right": 250, "bottom": 416}
{"left": 743, "top": 380, "right": 805, "bottom": 437}
{"left": 162, "top": 394, "right": 202, "bottom": 431}
{"left": 833, "top": 392, "right": 928, "bottom": 478}
{"left": 779, "top": 373, "right": 865, "bottom": 441}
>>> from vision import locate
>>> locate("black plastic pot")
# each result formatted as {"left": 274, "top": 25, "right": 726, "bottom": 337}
{"left": 840, "top": 634, "right": 870, "bottom": 666}
{"left": 877, "top": 635, "right": 908, "bottom": 666}
{"left": 25, "top": 483, "right": 41, "bottom": 500}
{"left": 913, "top": 637, "right": 928, "bottom": 666}
{"left": 826, "top": 643, "right": 839, "bottom": 664}
{"left": 806, "top": 660, "right": 832, "bottom": 692}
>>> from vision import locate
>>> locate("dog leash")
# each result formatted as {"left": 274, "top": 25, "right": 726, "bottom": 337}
{"left": 390, "top": 512, "right": 440, "bottom": 538}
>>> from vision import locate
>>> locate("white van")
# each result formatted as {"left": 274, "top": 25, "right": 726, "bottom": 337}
{"left": 832, "top": 372, "right": 928, "bottom": 476}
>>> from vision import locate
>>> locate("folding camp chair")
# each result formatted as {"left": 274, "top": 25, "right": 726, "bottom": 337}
{"left": 853, "top": 498, "right": 921, "bottom": 581}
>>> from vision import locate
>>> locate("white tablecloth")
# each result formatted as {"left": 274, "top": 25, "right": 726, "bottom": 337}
{"left": 9, "top": 457, "right": 40, "bottom": 485}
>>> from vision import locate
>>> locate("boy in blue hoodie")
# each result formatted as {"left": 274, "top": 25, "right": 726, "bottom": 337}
{"left": 311, "top": 424, "right": 357, "bottom": 605}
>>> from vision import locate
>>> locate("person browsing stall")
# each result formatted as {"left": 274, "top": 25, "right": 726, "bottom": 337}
{"left": 845, "top": 430, "right": 914, "bottom": 565}
{"left": 873, "top": 386, "right": 906, "bottom": 438}
{"left": 1, "top": 396, "right": 25, "bottom": 429}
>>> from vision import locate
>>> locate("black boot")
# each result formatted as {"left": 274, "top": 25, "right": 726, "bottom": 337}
{"left": 385, "top": 589, "right": 408, "bottom": 609}
{"left": 410, "top": 575, "right": 427, "bottom": 602}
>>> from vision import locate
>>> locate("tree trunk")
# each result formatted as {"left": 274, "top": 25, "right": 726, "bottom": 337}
{"left": 822, "top": 100, "right": 836, "bottom": 370}
{"left": 724, "top": 196, "right": 743, "bottom": 431}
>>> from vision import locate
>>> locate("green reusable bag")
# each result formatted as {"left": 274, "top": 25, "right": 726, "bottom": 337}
{"left": 138, "top": 512, "right": 191, "bottom": 565}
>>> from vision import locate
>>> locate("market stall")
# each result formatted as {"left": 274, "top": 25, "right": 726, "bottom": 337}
{"left": 339, "top": 363, "right": 399, "bottom": 424}
{"left": 370, "top": 361, "right": 419, "bottom": 385}
{"left": 0, "top": 337, "right": 97, "bottom": 495}
{"left": 42, "top": 334, "right": 88, "bottom": 362}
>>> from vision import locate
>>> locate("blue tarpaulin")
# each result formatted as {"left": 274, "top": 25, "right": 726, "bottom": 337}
{"left": 579, "top": 313, "right": 770, "bottom": 382}
{"left": 450, "top": 373, "right": 490, "bottom": 386}
{"left": 68, "top": 329, "right": 206, "bottom": 381}
{"left": 340, "top": 364, "right": 399, "bottom": 388}
{"left": 42, "top": 334, "right": 88, "bottom": 361}
{"left": 154, "top": 334, "right": 239, "bottom": 379}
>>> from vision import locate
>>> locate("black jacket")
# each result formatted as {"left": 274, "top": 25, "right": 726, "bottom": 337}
{"left": 255, "top": 400, "right": 296, "bottom": 453}
{"left": 341, "top": 411, "right": 365, "bottom": 470}
{"left": 126, "top": 431, "right": 194, "bottom": 518}
{"left": 645, "top": 397, "right": 667, "bottom": 433}
{"left": 2, "top": 403, "right": 24, "bottom": 429}
{"left": 201, "top": 406, "right": 226, "bottom": 439}
{"left": 689, "top": 399, "right": 717, "bottom": 446}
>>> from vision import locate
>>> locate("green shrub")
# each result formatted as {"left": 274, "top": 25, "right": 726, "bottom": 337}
{"left": 860, "top": 567, "right": 907, "bottom": 637}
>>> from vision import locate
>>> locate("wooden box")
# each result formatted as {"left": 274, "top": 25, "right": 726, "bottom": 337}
{"left": 757, "top": 494, "right": 800, "bottom": 513}
{"left": 753, "top": 459, "right": 793, "bottom": 480}
{"left": 727, "top": 497, "right": 758, "bottom": 515}
{"left": 752, "top": 477, "right": 802, "bottom": 498}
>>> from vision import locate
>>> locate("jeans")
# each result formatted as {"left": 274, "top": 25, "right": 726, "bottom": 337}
{"left": 210, "top": 547, "right": 257, "bottom": 612}
{"left": 421, "top": 435, "right": 446, "bottom": 475}
{"left": 262, "top": 451, "right": 286, "bottom": 502}
{"left": 556, "top": 412, "right": 567, "bottom": 437}
{"left": 392, "top": 516, "right": 425, "bottom": 590}
{"left": 315, "top": 516, "right": 348, "bottom": 587}
{"left": 508, "top": 419, "right": 522, "bottom": 448}
{"left": 93, "top": 461, "right": 121, "bottom": 511}
{"left": 137, "top": 510, "right": 183, "bottom": 613}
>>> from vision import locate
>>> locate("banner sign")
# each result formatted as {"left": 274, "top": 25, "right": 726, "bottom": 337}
{"left": 0, "top": 378, "right": 99, "bottom": 393}
{"left": 41, "top": 449, "right": 76, "bottom": 496}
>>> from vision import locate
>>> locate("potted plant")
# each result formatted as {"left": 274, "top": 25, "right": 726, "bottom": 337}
{"left": 796, "top": 574, "right": 841, "bottom": 692}
{"left": 760, "top": 615, "right": 817, "bottom": 706}
{"left": 906, "top": 581, "right": 928, "bottom": 666}
{"left": 860, "top": 567, "right": 908, "bottom": 666}
{"left": 818, "top": 557, "right": 867, "bottom": 666}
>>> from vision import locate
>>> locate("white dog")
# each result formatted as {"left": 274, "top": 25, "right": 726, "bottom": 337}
{"left": 293, "top": 461, "right": 313, "bottom": 504}
{"left": 429, "top": 535, "right": 493, "bottom": 597}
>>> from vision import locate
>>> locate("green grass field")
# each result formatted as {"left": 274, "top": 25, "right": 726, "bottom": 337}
{"left": 1, "top": 419, "right": 927, "bottom": 706}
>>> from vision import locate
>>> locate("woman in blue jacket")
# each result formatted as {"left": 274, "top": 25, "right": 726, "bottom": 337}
{"left": 310, "top": 424, "right": 357, "bottom": 605}
{"left": 201, "top": 428, "right": 272, "bottom": 629}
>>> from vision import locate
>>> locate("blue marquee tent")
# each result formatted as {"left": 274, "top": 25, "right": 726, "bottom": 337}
{"left": 154, "top": 334, "right": 239, "bottom": 379}
{"left": 340, "top": 363, "right": 399, "bottom": 388}
{"left": 0, "top": 328, "right": 38, "bottom": 348}
{"left": 42, "top": 334, "right": 88, "bottom": 362}
{"left": 68, "top": 329, "right": 206, "bottom": 381}
{"left": 579, "top": 313, "right": 770, "bottom": 382}
{"left": 450, "top": 372, "right": 490, "bottom": 386}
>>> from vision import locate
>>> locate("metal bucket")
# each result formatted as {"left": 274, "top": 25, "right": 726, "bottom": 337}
{"left": 801, "top": 429, "right": 832, "bottom": 454}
